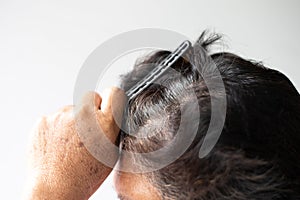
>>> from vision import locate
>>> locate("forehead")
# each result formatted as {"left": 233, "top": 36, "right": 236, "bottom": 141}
{"left": 113, "top": 171, "right": 161, "bottom": 200}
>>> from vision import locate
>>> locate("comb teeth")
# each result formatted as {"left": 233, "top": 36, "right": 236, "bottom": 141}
{"left": 126, "top": 40, "right": 192, "bottom": 101}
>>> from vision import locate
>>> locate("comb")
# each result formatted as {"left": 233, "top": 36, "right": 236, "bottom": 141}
{"left": 125, "top": 40, "right": 192, "bottom": 101}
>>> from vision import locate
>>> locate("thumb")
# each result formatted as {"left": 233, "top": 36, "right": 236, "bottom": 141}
{"left": 100, "top": 87, "right": 126, "bottom": 128}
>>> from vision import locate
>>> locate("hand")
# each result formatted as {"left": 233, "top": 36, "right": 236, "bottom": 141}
{"left": 25, "top": 88, "right": 125, "bottom": 200}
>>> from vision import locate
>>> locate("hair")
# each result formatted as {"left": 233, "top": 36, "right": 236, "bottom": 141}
{"left": 119, "top": 31, "right": 300, "bottom": 199}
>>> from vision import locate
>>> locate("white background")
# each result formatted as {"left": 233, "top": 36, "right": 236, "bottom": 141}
{"left": 0, "top": 0, "right": 299, "bottom": 199}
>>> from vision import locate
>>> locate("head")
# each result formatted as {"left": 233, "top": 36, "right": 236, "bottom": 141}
{"left": 114, "top": 31, "right": 300, "bottom": 200}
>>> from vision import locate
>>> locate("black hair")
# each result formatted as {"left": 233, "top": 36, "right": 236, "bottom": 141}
{"left": 119, "top": 31, "right": 300, "bottom": 199}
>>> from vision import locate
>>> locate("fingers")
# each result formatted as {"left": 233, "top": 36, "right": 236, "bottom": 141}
{"left": 76, "top": 88, "right": 126, "bottom": 121}
{"left": 98, "top": 87, "right": 126, "bottom": 144}
{"left": 100, "top": 87, "right": 126, "bottom": 125}
{"left": 74, "top": 89, "right": 124, "bottom": 166}
{"left": 78, "top": 91, "right": 102, "bottom": 111}
{"left": 74, "top": 88, "right": 125, "bottom": 144}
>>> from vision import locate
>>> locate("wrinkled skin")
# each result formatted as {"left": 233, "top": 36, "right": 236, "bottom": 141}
{"left": 26, "top": 88, "right": 125, "bottom": 200}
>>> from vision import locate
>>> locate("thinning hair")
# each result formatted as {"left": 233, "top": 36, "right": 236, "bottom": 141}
{"left": 119, "top": 31, "right": 300, "bottom": 199}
